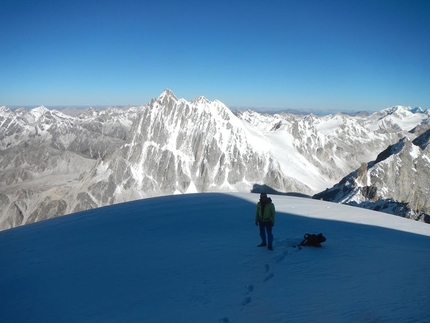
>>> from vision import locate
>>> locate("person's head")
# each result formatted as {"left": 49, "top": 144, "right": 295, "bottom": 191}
{"left": 260, "top": 193, "right": 268, "bottom": 201}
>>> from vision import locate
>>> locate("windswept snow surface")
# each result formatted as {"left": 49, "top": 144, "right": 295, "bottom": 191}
{"left": 1, "top": 193, "right": 430, "bottom": 323}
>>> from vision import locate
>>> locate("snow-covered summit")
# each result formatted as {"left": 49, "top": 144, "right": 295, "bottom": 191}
{"left": 0, "top": 106, "right": 11, "bottom": 114}
{"left": 191, "top": 95, "right": 211, "bottom": 105}
{"left": 157, "top": 88, "right": 178, "bottom": 103}
{"left": 367, "top": 105, "right": 429, "bottom": 132}
{"left": 28, "top": 105, "right": 50, "bottom": 120}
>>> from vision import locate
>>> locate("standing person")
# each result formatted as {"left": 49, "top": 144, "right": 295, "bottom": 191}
{"left": 255, "top": 193, "right": 276, "bottom": 250}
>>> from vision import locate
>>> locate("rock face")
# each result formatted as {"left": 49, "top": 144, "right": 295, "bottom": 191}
{"left": 0, "top": 91, "right": 429, "bottom": 230}
{"left": 314, "top": 132, "right": 430, "bottom": 223}
{"left": 69, "top": 90, "right": 310, "bottom": 212}
{"left": 0, "top": 105, "right": 138, "bottom": 229}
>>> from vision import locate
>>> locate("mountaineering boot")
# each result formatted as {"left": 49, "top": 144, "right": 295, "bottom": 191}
{"left": 268, "top": 246, "right": 273, "bottom": 250}
{"left": 257, "top": 243, "right": 267, "bottom": 247}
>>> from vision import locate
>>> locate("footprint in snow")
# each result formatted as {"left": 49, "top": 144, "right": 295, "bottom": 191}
{"left": 241, "top": 296, "right": 252, "bottom": 306}
{"left": 264, "top": 272, "right": 274, "bottom": 282}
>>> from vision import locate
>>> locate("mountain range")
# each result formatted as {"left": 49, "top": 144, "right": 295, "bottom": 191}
{"left": 1, "top": 89, "right": 429, "bottom": 230}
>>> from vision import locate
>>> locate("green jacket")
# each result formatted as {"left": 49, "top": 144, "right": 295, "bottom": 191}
{"left": 255, "top": 199, "right": 275, "bottom": 225}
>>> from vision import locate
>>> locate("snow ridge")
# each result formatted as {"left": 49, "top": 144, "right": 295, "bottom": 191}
{"left": 1, "top": 193, "right": 430, "bottom": 322}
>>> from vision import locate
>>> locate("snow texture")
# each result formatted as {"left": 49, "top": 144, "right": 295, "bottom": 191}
{"left": 1, "top": 193, "right": 430, "bottom": 323}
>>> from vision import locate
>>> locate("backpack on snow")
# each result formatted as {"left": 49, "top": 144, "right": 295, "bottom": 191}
{"left": 299, "top": 233, "right": 326, "bottom": 247}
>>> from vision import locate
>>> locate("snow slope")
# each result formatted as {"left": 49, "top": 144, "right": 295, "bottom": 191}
{"left": 1, "top": 193, "right": 430, "bottom": 323}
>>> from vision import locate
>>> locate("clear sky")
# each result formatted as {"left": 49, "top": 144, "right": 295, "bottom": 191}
{"left": 1, "top": 0, "right": 429, "bottom": 111}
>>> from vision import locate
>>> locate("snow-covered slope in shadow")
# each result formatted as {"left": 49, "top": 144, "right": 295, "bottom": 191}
{"left": 1, "top": 193, "right": 429, "bottom": 323}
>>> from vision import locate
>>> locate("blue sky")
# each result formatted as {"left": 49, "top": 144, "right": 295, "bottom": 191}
{"left": 1, "top": 0, "right": 429, "bottom": 111}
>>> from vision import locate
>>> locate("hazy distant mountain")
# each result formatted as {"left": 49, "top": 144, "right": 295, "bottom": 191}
{"left": 0, "top": 92, "right": 429, "bottom": 230}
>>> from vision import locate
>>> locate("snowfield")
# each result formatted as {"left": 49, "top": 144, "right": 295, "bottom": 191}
{"left": 1, "top": 193, "right": 430, "bottom": 323}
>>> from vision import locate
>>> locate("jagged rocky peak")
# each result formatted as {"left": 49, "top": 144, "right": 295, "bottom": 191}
{"left": 157, "top": 89, "right": 178, "bottom": 103}
{"left": 149, "top": 90, "right": 235, "bottom": 124}
{"left": 313, "top": 132, "right": 430, "bottom": 222}
{"left": 379, "top": 105, "right": 424, "bottom": 118}
{"left": 0, "top": 106, "right": 11, "bottom": 113}
{"left": 412, "top": 128, "right": 430, "bottom": 150}
{"left": 191, "top": 95, "right": 210, "bottom": 105}
{"left": 189, "top": 95, "right": 236, "bottom": 121}
{"left": 411, "top": 107, "right": 426, "bottom": 114}
{"left": 372, "top": 138, "right": 406, "bottom": 165}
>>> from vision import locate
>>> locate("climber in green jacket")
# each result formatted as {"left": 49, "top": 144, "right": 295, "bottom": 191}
{"left": 255, "top": 193, "right": 275, "bottom": 250}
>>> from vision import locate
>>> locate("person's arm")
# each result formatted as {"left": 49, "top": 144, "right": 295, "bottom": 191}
{"left": 255, "top": 203, "right": 260, "bottom": 223}
{"left": 270, "top": 204, "right": 276, "bottom": 226}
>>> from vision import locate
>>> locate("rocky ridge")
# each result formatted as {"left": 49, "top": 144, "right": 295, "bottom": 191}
{"left": 313, "top": 130, "right": 430, "bottom": 223}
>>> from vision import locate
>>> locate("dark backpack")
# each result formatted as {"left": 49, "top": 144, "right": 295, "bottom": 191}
{"left": 299, "top": 233, "right": 326, "bottom": 247}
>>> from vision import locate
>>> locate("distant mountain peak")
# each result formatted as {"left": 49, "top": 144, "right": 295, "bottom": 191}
{"left": 0, "top": 106, "right": 11, "bottom": 114}
{"left": 33, "top": 105, "right": 49, "bottom": 112}
{"left": 410, "top": 107, "right": 425, "bottom": 114}
{"left": 382, "top": 105, "right": 428, "bottom": 116}
{"left": 29, "top": 106, "right": 50, "bottom": 120}
{"left": 387, "top": 105, "right": 410, "bottom": 114}
{"left": 191, "top": 96, "right": 210, "bottom": 105}
{"left": 158, "top": 89, "right": 178, "bottom": 101}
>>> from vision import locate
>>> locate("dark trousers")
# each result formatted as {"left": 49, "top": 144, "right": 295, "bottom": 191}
{"left": 259, "top": 222, "right": 273, "bottom": 248}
